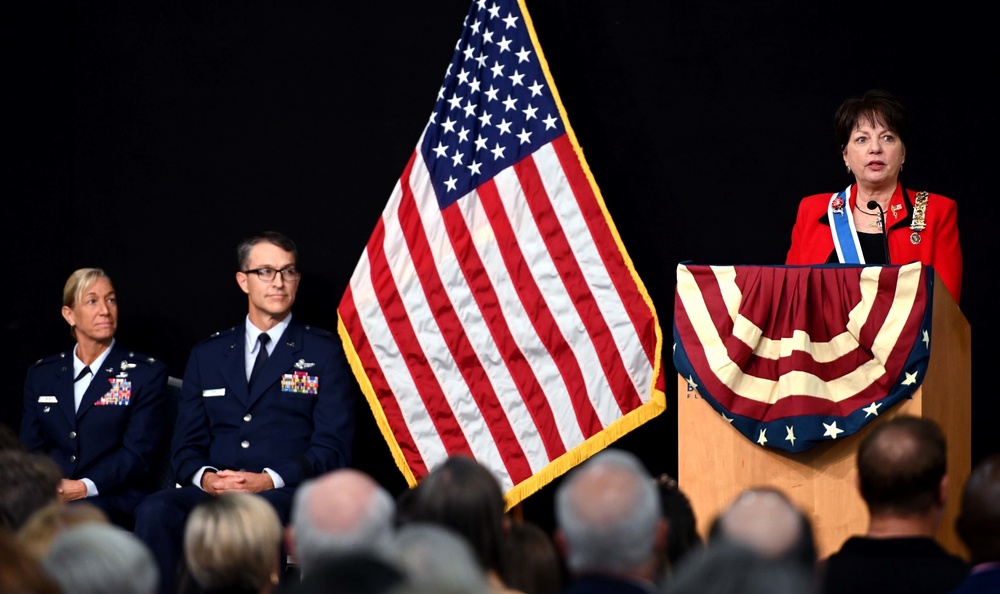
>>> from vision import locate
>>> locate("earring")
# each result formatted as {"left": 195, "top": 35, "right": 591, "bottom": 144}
{"left": 900, "top": 163, "right": 903, "bottom": 173}
{"left": 846, "top": 165, "right": 851, "bottom": 174}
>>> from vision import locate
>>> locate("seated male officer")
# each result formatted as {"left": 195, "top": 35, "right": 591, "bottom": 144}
{"left": 134, "top": 231, "right": 355, "bottom": 594}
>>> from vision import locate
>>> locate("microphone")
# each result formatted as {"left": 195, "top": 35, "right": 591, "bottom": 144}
{"left": 867, "top": 200, "right": 891, "bottom": 264}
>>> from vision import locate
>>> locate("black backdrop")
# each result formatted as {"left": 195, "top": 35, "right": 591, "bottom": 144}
{"left": 6, "top": 1, "right": 998, "bottom": 530}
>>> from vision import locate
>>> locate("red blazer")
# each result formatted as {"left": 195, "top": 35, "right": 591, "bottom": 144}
{"left": 786, "top": 183, "right": 962, "bottom": 303}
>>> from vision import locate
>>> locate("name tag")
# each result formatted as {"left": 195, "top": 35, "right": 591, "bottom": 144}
{"left": 202, "top": 388, "right": 226, "bottom": 397}
{"left": 38, "top": 395, "right": 58, "bottom": 403}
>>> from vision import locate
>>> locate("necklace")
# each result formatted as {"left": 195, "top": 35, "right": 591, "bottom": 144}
{"left": 854, "top": 204, "right": 883, "bottom": 229}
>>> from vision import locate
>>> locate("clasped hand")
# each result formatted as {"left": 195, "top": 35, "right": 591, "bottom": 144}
{"left": 201, "top": 469, "right": 274, "bottom": 495}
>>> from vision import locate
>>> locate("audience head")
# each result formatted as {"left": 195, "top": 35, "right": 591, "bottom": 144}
{"left": 0, "top": 449, "right": 61, "bottom": 530}
{"left": 709, "top": 487, "right": 816, "bottom": 569}
{"left": 402, "top": 455, "right": 507, "bottom": 576}
{"left": 184, "top": 492, "right": 283, "bottom": 594}
{"left": 43, "top": 522, "right": 158, "bottom": 594}
{"left": 391, "top": 522, "right": 490, "bottom": 594}
{"left": 856, "top": 415, "right": 947, "bottom": 516}
{"left": 664, "top": 542, "right": 817, "bottom": 594}
{"left": 955, "top": 452, "right": 1000, "bottom": 565}
{"left": 501, "top": 520, "right": 563, "bottom": 594}
{"left": 17, "top": 501, "right": 109, "bottom": 560}
{"left": 290, "top": 468, "right": 396, "bottom": 573}
{"left": 655, "top": 473, "right": 703, "bottom": 575}
{"left": 554, "top": 448, "right": 665, "bottom": 580}
{"left": 0, "top": 424, "right": 24, "bottom": 450}
{"left": 0, "top": 528, "right": 61, "bottom": 594}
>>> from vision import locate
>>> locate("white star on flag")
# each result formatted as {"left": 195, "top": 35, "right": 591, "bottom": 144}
{"left": 823, "top": 421, "right": 844, "bottom": 439}
{"left": 863, "top": 402, "right": 882, "bottom": 417}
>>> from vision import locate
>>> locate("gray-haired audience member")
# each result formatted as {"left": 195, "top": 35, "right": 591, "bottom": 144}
{"left": 391, "top": 522, "right": 489, "bottom": 594}
{"left": 43, "top": 522, "right": 158, "bottom": 594}
{"left": 951, "top": 452, "right": 1000, "bottom": 593}
{"left": 289, "top": 468, "right": 396, "bottom": 575}
{"left": 554, "top": 448, "right": 665, "bottom": 593}
{"left": 709, "top": 486, "right": 816, "bottom": 570}
{"left": 820, "top": 415, "right": 968, "bottom": 594}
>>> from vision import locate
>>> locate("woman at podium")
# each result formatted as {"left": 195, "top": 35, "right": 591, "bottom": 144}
{"left": 785, "top": 89, "right": 963, "bottom": 303}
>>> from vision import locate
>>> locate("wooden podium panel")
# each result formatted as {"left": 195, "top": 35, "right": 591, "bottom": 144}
{"left": 677, "top": 274, "right": 971, "bottom": 560}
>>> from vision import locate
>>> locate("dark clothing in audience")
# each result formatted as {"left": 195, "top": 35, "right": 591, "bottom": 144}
{"left": 821, "top": 536, "right": 968, "bottom": 594}
{"left": 948, "top": 565, "right": 1000, "bottom": 594}
{"left": 561, "top": 574, "right": 657, "bottom": 594}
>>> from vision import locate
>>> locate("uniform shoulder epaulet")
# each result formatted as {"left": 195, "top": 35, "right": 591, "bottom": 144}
{"left": 32, "top": 351, "right": 70, "bottom": 367}
{"left": 302, "top": 324, "right": 336, "bottom": 340}
{"left": 119, "top": 350, "right": 162, "bottom": 367}
{"left": 203, "top": 326, "right": 239, "bottom": 342}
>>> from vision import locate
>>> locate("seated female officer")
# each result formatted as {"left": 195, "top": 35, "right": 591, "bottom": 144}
{"left": 20, "top": 267, "right": 169, "bottom": 529}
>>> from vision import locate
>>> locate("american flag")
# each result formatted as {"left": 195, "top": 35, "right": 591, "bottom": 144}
{"left": 337, "top": 0, "right": 664, "bottom": 504}
{"left": 672, "top": 262, "right": 933, "bottom": 452}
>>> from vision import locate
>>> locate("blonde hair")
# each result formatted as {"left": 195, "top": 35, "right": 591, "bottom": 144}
{"left": 184, "top": 493, "right": 283, "bottom": 592}
{"left": 62, "top": 268, "right": 111, "bottom": 308}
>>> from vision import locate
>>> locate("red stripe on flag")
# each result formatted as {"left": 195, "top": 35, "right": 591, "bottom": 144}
{"left": 338, "top": 286, "right": 428, "bottom": 479}
{"left": 366, "top": 205, "right": 474, "bottom": 458}
{"left": 438, "top": 199, "right": 535, "bottom": 485}
{"left": 395, "top": 173, "right": 537, "bottom": 481}
{"left": 513, "top": 153, "right": 643, "bottom": 415}
{"left": 551, "top": 135, "right": 657, "bottom": 368}
{"left": 476, "top": 178, "right": 601, "bottom": 442}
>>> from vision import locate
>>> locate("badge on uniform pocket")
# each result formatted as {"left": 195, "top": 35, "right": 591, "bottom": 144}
{"left": 95, "top": 378, "right": 132, "bottom": 406}
{"left": 281, "top": 371, "right": 319, "bottom": 395}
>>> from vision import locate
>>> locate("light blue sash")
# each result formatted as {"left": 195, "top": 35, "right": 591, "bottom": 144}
{"left": 828, "top": 185, "right": 864, "bottom": 264}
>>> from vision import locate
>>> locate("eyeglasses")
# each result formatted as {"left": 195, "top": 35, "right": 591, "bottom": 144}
{"left": 242, "top": 267, "right": 301, "bottom": 282}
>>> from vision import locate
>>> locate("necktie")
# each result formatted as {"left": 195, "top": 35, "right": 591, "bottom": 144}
{"left": 248, "top": 333, "right": 270, "bottom": 390}
{"left": 75, "top": 366, "right": 92, "bottom": 382}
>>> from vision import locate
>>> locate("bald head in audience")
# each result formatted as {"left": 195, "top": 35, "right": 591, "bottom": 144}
{"left": 289, "top": 468, "right": 396, "bottom": 574}
{"left": 711, "top": 487, "right": 816, "bottom": 568}
{"left": 857, "top": 415, "right": 948, "bottom": 536}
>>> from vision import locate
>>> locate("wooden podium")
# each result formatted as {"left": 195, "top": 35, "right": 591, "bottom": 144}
{"left": 677, "top": 273, "right": 971, "bottom": 560}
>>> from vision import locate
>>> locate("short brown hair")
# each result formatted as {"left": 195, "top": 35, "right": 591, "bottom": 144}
{"left": 0, "top": 450, "right": 61, "bottom": 531}
{"left": 834, "top": 89, "right": 909, "bottom": 150}
{"left": 857, "top": 416, "right": 946, "bottom": 515}
{"left": 236, "top": 231, "right": 298, "bottom": 271}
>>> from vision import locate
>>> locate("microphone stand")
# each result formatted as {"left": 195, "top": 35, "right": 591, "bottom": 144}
{"left": 867, "top": 200, "right": 890, "bottom": 264}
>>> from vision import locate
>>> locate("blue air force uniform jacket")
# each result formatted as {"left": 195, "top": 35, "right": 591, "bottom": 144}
{"left": 20, "top": 345, "right": 170, "bottom": 495}
{"left": 171, "top": 319, "right": 355, "bottom": 487}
